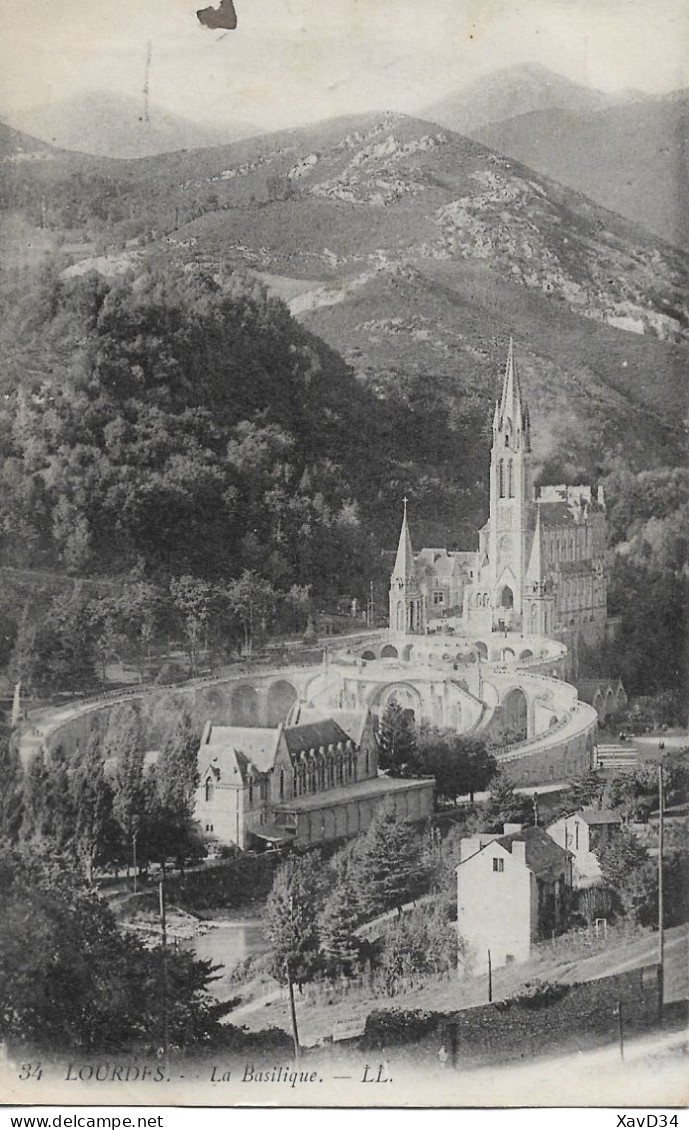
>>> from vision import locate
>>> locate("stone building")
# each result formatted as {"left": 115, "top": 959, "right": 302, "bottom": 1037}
{"left": 455, "top": 823, "right": 573, "bottom": 974}
{"left": 195, "top": 707, "right": 434, "bottom": 850}
{"left": 547, "top": 808, "right": 622, "bottom": 888}
{"left": 389, "top": 341, "right": 608, "bottom": 655}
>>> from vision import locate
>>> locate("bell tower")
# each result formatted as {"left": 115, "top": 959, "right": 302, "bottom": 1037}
{"left": 488, "top": 340, "right": 534, "bottom": 624}
{"left": 389, "top": 499, "right": 426, "bottom": 636}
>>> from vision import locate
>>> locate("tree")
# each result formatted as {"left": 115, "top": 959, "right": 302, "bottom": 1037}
{"left": 19, "top": 750, "right": 50, "bottom": 841}
{"left": 415, "top": 728, "right": 497, "bottom": 804}
{"left": 483, "top": 773, "right": 532, "bottom": 833}
{"left": 169, "top": 576, "right": 214, "bottom": 676}
{"left": 15, "top": 592, "right": 96, "bottom": 696}
{"left": 0, "top": 845, "right": 229, "bottom": 1051}
{"left": 378, "top": 701, "right": 418, "bottom": 775}
{"left": 145, "top": 708, "right": 202, "bottom": 869}
{"left": 597, "top": 827, "right": 649, "bottom": 890}
{"left": 319, "top": 857, "right": 363, "bottom": 975}
{"left": 565, "top": 768, "right": 605, "bottom": 812}
{"left": 264, "top": 854, "right": 326, "bottom": 986}
{"left": 107, "top": 705, "right": 145, "bottom": 874}
{"left": 225, "top": 570, "right": 276, "bottom": 656}
{"left": 70, "top": 728, "right": 118, "bottom": 879}
{"left": 0, "top": 734, "right": 23, "bottom": 842}
{"left": 350, "top": 813, "right": 424, "bottom": 919}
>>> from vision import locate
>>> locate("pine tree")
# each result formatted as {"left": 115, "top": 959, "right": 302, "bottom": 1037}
{"left": 350, "top": 813, "right": 423, "bottom": 919}
{"left": 264, "top": 853, "right": 325, "bottom": 986}
{"left": 319, "top": 862, "right": 362, "bottom": 974}
{"left": 378, "top": 701, "right": 418, "bottom": 775}
{"left": 484, "top": 772, "right": 532, "bottom": 832}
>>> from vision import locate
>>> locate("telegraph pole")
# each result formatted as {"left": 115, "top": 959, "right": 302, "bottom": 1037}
{"left": 159, "top": 880, "right": 170, "bottom": 1071}
{"left": 285, "top": 960, "right": 301, "bottom": 1066}
{"left": 658, "top": 762, "right": 665, "bottom": 1021}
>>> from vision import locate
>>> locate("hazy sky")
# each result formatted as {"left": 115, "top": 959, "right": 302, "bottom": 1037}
{"left": 1, "top": 0, "right": 688, "bottom": 129}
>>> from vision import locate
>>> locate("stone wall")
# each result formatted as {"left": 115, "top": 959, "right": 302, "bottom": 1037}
{"left": 360, "top": 964, "right": 662, "bottom": 1066}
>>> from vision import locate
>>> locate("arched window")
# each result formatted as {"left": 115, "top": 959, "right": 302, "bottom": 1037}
{"left": 365, "top": 749, "right": 370, "bottom": 775}
{"left": 248, "top": 778, "right": 254, "bottom": 805}
{"left": 499, "top": 459, "right": 505, "bottom": 498}
{"left": 508, "top": 460, "right": 514, "bottom": 498}
{"left": 279, "top": 769, "right": 285, "bottom": 799}
{"left": 205, "top": 778, "right": 214, "bottom": 803}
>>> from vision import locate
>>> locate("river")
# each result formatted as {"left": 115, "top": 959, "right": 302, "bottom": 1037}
{"left": 187, "top": 919, "right": 269, "bottom": 1001}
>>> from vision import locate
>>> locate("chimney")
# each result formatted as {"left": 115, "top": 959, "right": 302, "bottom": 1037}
{"left": 503, "top": 823, "right": 523, "bottom": 835}
{"left": 511, "top": 841, "right": 527, "bottom": 864}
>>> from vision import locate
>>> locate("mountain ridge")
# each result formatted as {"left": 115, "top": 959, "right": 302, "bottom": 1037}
{"left": 2, "top": 88, "right": 261, "bottom": 159}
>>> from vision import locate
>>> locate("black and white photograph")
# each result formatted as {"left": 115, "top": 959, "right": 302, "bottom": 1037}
{"left": 0, "top": 0, "right": 687, "bottom": 1112}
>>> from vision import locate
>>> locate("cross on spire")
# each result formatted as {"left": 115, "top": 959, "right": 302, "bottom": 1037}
{"left": 402, "top": 495, "right": 408, "bottom": 519}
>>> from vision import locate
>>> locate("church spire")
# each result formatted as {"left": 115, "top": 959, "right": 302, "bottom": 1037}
{"left": 496, "top": 337, "right": 530, "bottom": 450}
{"left": 392, "top": 496, "right": 415, "bottom": 582}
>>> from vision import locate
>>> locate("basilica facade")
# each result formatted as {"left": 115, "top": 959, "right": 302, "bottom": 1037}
{"left": 389, "top": 342, "right": 608, "bottom": 650}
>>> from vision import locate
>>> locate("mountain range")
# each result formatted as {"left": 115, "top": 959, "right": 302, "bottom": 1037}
{"left": 1, "top": 103, "right": 687, "bottom": 514}
{"left": 2, "top": 89, "right": 259, "bottom": 159}
{"left": 422, "top": 62, "right": 640, "bottom": 135}
{"left": 471, "top": 91, "right": 689, "bottom": 252}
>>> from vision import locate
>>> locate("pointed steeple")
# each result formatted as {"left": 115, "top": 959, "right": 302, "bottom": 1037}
{"left": 392, "top": 496, "right": 416, "bottom": 582}
{"left": 526, "top": 506, "right": 543, "bottom": 583}
{"left": 496, "top": 337, "right": 530, "bottom": 450}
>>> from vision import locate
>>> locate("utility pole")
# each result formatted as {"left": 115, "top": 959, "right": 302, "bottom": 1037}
{"left": 616, "top": 1000, "right": 624, "bottom": 1062}
{"left": 159, "top": 881, "right": 170, "bottom": 1072}
{"left": 285, "top": 961, "right": 301, "bottom": 1066}
{"left": 658, "top": 762, "right": 665, "bottom": 1022}
{"left": 367, "top": 580, "right": 374, "bottom": 628}
{"left": 132, "top": 829, "right": 138, "bottom": 894}
{"left": 487, "top": 949, "right": 493, "bottom": 1003}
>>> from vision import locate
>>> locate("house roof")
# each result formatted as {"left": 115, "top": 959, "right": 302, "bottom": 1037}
{"left": 199, "top": 724, "right": 280, "bottom": 780}
{"left": 493, "top": 825, "right": 572, "bottom": 874}
{"left": 284, "top": 704, "right": 370, "bottom": 746}
{"left": 283, "top": 719, "right": 351, "bottom": 757}
{"left": 580, "top": 807, "right": 622, "bottom": 826}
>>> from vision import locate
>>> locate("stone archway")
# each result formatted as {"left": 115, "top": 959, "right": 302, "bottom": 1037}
{"left": 266, "top": 680, "right": 298, "bottom": 726}
{"left": 381, "top": 644, "right": 398, "bottom": 659}
{"left": 361, "top": 650, "right": 376, "bottom": 661}
{"left": 501, "top": 647, "right": 516, "bottom": 662}
{"left": 374, "top": 681, "right": 422, "bottom": 720}
{"left": 502, "top": 687, "right": 528, "bottom": 742}
{"left": 519, "top": 649, "right": 533, "bottom": 661}
{"left": 474, "top": 641, "right": 488, "bottom": 660}
{"left": 231, "top": 684, "right": 259, "bottom": 726}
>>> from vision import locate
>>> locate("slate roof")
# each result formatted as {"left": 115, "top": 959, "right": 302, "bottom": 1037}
{"left": 493, "top": 825, "right": 572, "bottom": 875}
{"left": 580, "top": 807, "right": 622, "bottom": 826}
{"left": 284, "top": 705, "right": 370, "bottom": 746}
{"left": 198, "top": 724, "right": 279, "bottom": 782}
{"left": 283, "top": 719, "right": 350, "bottom": 757}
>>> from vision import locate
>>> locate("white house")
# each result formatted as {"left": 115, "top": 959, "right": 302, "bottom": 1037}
{"left": 455, "top": 824, "right": 573, "bottom": 975}
{"left": 546, "top": 808, "right": 622, "bottom": 887}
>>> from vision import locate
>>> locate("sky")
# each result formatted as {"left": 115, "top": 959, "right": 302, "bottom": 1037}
{"left": 1, "top": 0, "right": 688, "bottom": 130}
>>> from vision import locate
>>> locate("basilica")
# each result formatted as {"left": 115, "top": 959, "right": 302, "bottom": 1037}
{"left": 389, "top": 341, "right": 608, "bottom": 659}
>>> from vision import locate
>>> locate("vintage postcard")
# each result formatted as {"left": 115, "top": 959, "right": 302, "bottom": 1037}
{"left": 0, "top": 0, "right": 687, "bottom": 1113}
